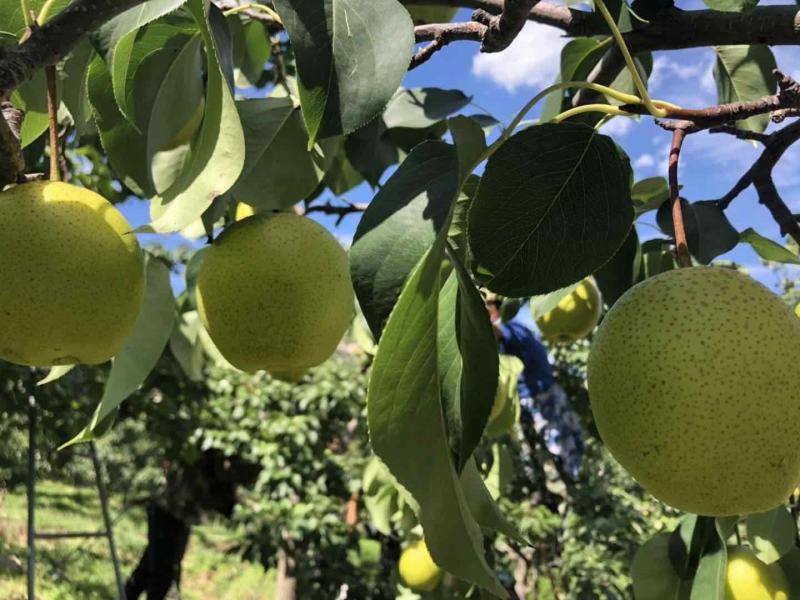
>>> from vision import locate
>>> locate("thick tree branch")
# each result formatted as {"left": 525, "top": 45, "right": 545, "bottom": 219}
{"left": 0, "top": 0, "right": 147, "bottom": 99}
{"left": 473, "top": 0, "right": 540, "bottom": 52}
{"left": 0, "top": 103, "right": 25, "bottom": 186}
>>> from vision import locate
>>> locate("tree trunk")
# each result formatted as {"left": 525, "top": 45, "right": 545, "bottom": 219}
{"left": 275, "top": 550, "right": 297, "bottom": 600}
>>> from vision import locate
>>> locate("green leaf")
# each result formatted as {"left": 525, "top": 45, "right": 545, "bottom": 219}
{"left": 61, "top": 38, "right": 96, "bottom": 137}
{"left": 529, "top": 284, "right": 580, "bottom": 321}
{"left": 60, "top": 257, "right": 175, "bottom": 448}
{"left": 147, "top": 34, "right": 205, "bottom": 194}
{"left": 351, "top": 141, "right": 458, "bottom": 338}
{"left": 632, "top": 533, "right": 683, "bottom": 600}
{"left": 149, "top": 0, "right": 246, "bottom": 233}
{"left": 746, "top": 506, "right": 797, "bottom": 564}
{"left": 321, "top": 136, "right": 365, "bottom": 195}
{"left": 37, "top": 365, "right": 76, "bottom": 386}
{"left": 232, "top": 99, "right": 323, "bottom": 210}
{"left": 703, "top": 0, "right": 758, "bottom": 12}
{"left": 460, "top": 459, "right": 524, "bottom": 544}
{"left": 632, "top": 177, "right": 670, "bottom": 216}
{"left": 778, "top": 547, "right": 800, "bottom": 597}
{"left": 713, "top": 45, "right": 777, "bottom": 133}
{"left": 447, "top": 116, "right": 488, "bottom": 184}
{"left": 169, "top": 311, "right": 205, "bottom": 382}
{"left": 657, "top": 200, "right": 739, "bottom": 264}
{"left": 438, "top": 256, "right": 499, "bottom": 471}
{"left": 740, "top": 228, "right": 800, "bottom": 264}
{"left": 93, "top": 0, "right": 187, "bottom": 58}
{"left": 230, "top": 17, "right": 271, "bottom": 87}
{"left": 594, "top": 228, "right": 642, "bottom": 308}
{"left": 468, "top": 122, "right": 633, "bottom": 296}
{"left": 345, "top": 118, "right": 399, "bottom": 187}
{"left": 0, "top": 0, "right": 69, "bottom": 38}
{"left": 367, "top": 239, "right": 505, "bottom": 597}
{"left": 383, "top": 88, "right": 472, "bottom": 131}
{"left": 689, "top": 519, "right": 727, "bottom": 600}
{"left": 641, "top": 239, "right": 676, "bottom": 277}
{"left": 88, "top": 56, "right": 151, "bottom": 196}
{"left": 10, "top": 69, "right": 56, "bottom": 148}
{"left": 273, "top": 0, "right": 414, "bottom": 146}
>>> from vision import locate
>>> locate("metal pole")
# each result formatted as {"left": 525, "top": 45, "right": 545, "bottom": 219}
{"left": 90, "top": 443, "right": 127, "bottom": 600}
{"left": 26, "top": 383, "right": 36, "bottom": 600}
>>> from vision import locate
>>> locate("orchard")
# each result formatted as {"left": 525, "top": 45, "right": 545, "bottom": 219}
{"left": 1, "top": 0, "right": 800, "bottom": 599}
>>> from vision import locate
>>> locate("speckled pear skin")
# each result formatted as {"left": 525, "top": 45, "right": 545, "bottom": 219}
{"left": 0, "top": 181, "right": 145, "bottom": 366}
{"left": 196, "top": 213, "right": 353, "bottom": 373}
{"left": 587, "top": 266, "right": 800, "bottom": 516}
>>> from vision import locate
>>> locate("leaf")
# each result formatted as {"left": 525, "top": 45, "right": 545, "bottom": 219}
{"left": 367, "top": 239, "right": 505, "bottom": 597}
{"left": 778, "top": 547, "right": 800, "bottom": 597}
{"left": 703, "top": 0, "right": 758, "bottom": 12}
{"left": 60, "top": 257, "right": 175, "bottom": 448}
{"left": 169, "top": 311, "right": 205, "bottom": 382}
{"left": 529, "top": 283, "right": 580, "bottom": 321}
{"left": 740, "top": 228, "right": 800, "bottom": 264}
{"left": 641, "top": 238, "right": 677, "bottom": 277}
{"left": 447, "top": 116, "right": 488, "bottom": 183}
{"left": 93, "top": 0, "right": 187, "bottom": 58}
{"left": 383, "top": 88, "right": 472, "bottom": 131}
{"left": 345, "top": 118, "right": 399, "bottom": 187}
{"left": 0, "top": 0, "right": 69, "bottom": 38}
{"left": 87, "top": 56, "right": 151, "bottom": 196}
{"left": 230, "top": 17, "right": 271, "bottom": 87}
{"left": 10, "top": 69, "right": 54, "bottom": 148}
{"left": 321, "top": 136, "right": 365, "bottom": 195}
{"left": 657, "top": 200, "right": 739, "bottom": 264}
{"left": 149, "top": 0, "right": 246, "bottom": 233}
{"left": 746, "top": 506, "right": 797, "bottom": 564}
{"left": 594, "top": 228, "right": 642, "bottom": 308}
{"left": 37, "top": 365, "right": 76, "bottom": 386}
{"left": 460, "top": 459, "right": 524, "bottom": 544}
{"left": 468, "top": 122, "right": 633, "bottom": 296}
{"left": 61, "top": 38, "right": 96, "bottom": 137}
{"left": 632, "top": 533, "right": 683, "bottom": 600}
{"left": 632, "top": 177, "right": 670, "bottom": 216}
{"left": 438, "top": 255, "right": 499, "bottom": 471}
{"left": 351, "top": 141, "right": 458, "bottom": 338}
{"left": 147, "top": 35, "right": 205, "bottom": 193}
{"left": 273, "top": 0, "right": 414, "bottom": 146}
{"left": 689, "top": 519, "right": 727, "bottom": 600}
{"left": 713, "top": 45, "right": 777, "bottom": 133}
{"left": 232, "top": 99, "right": 322, "bottom": 210}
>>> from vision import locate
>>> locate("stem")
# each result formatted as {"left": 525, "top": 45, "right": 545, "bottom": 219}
{"left": 223, "top": 2, "right": 282, "bottom": 23}
{"left": 20, "top": 0, "right": 33, "bottom": 27}
{"left": 668, "top": 128, "right": 691, "bottom": 267}
{"left": 36, "top": 0, "right": 58, "bottom": 24}
{"left": 45, "top": 66, "right": 60, "bottom": 182}
{"left": 552, "top": 103, "right": 633, "bottom": 123}
{"left": 593, "top": 0, "right": 667, "bottom": 118}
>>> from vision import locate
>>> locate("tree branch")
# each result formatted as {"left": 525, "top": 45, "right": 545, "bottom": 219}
{"left": 0, "top": 103, "right": 25, "bottom": 187}
{"left": 303, "top": 200, "right": 368, "bottom": 226}
{"left": 668, "top": 128, "right": 692, "bottom": 268}
{"left": 472, "top": 0, "right": 540, "bottom": 53}
{"left": 412, "top": 22, "right": 488, "bottom": 69}
{"left": 0, "top": 0, "right": 147, "bottom": 99}
{"left": 714, "top": 119, "right": 800, "bottom": 246}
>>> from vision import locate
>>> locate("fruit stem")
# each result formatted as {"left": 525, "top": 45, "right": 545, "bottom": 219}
{"left": 669, "top": 128, "right": 691, "bottom": 268}
{"left": 20, "top": 0, "right": 33, "bottom": 27}
{"left": 45, "top": 65, "right": 61, "bottom": 182}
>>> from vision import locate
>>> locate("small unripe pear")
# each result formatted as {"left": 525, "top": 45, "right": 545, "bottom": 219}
{"left": 535, "top": 278, "right": 602, "bottom": 343}
{"left": 399, "top": 540, "right": 442, "bottom": 592}
{"left": 725, "top": 547, "right": 789, "bottom": 600}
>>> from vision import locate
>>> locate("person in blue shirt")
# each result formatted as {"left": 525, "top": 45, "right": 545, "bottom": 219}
{"left": 486, "top": 295, "right": 584, "bottom": 479}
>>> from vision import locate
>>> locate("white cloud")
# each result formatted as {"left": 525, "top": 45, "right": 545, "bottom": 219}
{"left": 648, "top": 52, "right": 717, "bottom": 108}
{"left": 634, "top": 153, "right": 656, "bottom": 169}
{"left": 599, "top": 116, "right": 634, "bottom": 137}
{"left": 471, "top": 23, "right": 567, "bottom": 93}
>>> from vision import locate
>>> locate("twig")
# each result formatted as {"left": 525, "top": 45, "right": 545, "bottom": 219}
{"left": 303, "top": 200, "right": 368, "bottom": 226}
{"left": 668, "top": 128, "right": 691, "bottom": 268}
{"left": 45, "top": 65, "right": 60, "bottom": 182}
{"left": 412, "top": 22, "right": 487, "bottom": 69}
{"left": 708, "top": 126, "right": 770, "bottom": 145}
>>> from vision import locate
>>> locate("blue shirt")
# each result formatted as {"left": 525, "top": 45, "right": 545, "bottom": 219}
{"left": 497, "top": 321, "right": 554, "bottom": 398}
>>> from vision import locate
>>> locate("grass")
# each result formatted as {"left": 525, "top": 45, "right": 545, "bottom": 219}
{"left": 0, "top": 480, "right": 276, "bottom": 599}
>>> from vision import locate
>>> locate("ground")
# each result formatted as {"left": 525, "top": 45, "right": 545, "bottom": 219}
{"left": 0, "top": 481, "right": 275, "bottom": 599}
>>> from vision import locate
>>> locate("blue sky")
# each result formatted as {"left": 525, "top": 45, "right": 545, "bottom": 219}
{"left": 120, "top": 1, "right": 800, "bottom": 303}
